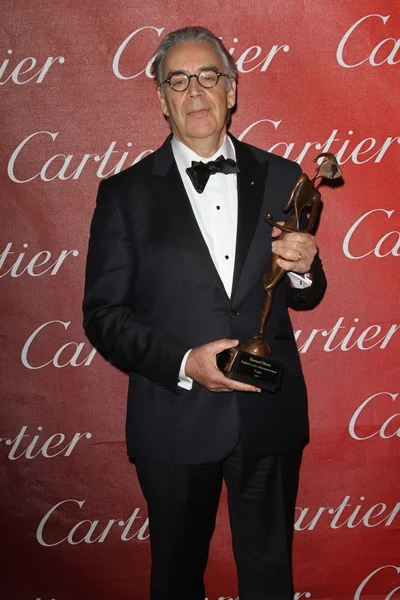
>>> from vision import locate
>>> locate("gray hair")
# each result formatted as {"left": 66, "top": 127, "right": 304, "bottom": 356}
{"left": 151, "top": 26, "right": 238, "bottom": 93}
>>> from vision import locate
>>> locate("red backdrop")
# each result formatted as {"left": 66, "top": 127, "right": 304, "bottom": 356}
{"left": 1, "top": 2, "right": 399, "bottom": 599}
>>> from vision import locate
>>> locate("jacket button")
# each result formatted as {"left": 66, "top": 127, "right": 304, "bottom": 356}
{"left": 230, "top": 310, "right": 239, "bottom": 317}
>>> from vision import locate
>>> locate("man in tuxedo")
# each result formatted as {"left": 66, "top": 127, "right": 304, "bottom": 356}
{"left": 83, "top": 26, "right": 326, "bottom": 600}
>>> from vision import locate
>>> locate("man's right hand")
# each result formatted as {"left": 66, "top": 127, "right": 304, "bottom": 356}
{"left": 185, "top": 339, "right": 262, "bottom": 393}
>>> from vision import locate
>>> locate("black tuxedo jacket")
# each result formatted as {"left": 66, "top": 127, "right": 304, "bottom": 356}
{"left": 83, "top": 134, "right": 326, "bottom": 464}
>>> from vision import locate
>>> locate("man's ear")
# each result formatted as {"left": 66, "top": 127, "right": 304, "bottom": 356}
{"left": 157, "top": 87, "right": 169, "bottom": 117}
{"left": 227, "top": 79, "right": 237, "bottom": 110}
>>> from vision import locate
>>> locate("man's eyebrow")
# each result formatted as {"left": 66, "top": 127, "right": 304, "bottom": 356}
{"left": 165, "top": 65, "right": 220, "bottom": 78}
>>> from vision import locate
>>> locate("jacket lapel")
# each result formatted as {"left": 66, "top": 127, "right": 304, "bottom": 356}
{"left": 148, "top": 136, "right": 228, "bottom": 298}
{"left": 230, "top": 135, "right": 269, "bottom": 300}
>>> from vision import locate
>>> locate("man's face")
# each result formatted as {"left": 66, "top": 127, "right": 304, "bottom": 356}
{"left": 157, "top": 41, "right": 236, "bottom": 155}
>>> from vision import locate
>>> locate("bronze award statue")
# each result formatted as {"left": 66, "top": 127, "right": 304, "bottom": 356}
{"left": 217, "top": 152, "right": 342, "bottom": 391}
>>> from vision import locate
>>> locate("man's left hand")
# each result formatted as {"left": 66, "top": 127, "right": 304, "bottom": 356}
{"left": 271, "top": 225, "right": 317, "bottom": 274}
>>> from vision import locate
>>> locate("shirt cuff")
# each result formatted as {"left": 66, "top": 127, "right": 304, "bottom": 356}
{"left": 287, "top": 272, "right": 313, "bottom": 289}
{"left": 178, "top": 349, "right": 193, "bottom": 390}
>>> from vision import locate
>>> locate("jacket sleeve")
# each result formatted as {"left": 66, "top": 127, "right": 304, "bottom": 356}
{"left": 287, "top": 253, "right": 327, "bottom": 310}
{"left": 82, "top": 177, "right": 190, "bottom": 391}
{"left": 282, "top": 161, "right": 327, "bottom": 310}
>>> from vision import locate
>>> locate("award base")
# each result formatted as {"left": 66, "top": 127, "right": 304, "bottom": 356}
{"left": 217, "top": 347, "right": 283, "bottom": 392}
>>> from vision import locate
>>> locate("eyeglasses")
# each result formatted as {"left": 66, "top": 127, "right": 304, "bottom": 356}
{"left": 161, "top": 69, "right": 228, "bottom": 92}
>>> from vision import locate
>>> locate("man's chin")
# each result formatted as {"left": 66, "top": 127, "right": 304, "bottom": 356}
{"left": 186, "top": 123, "right": 221, "bottom": 140}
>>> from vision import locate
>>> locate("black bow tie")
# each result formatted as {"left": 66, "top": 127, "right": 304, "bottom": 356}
{"left": 186, "top": 155, "right": 240, "bottom": 194}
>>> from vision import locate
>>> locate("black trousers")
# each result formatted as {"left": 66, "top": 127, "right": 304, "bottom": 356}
{"left": 135, "top": 440, "right": 303, "bottom": 600}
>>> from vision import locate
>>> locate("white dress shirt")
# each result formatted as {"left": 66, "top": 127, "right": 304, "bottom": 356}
{"left": 171, "top": 135, "right": 311, "bottom": 389}
{"left": 172, "top": 135, "right": 238, "bottom": 297}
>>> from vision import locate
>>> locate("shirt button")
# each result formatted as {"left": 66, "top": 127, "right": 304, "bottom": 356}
{"left": 225, "top": 255, "right": 229, "bottom": 260}
{"left": 216, "top": 205, "right": 220, "bottom": 210}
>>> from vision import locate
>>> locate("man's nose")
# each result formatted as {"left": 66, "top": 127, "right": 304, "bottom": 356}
{"left": 187, "top": 76, "right": 204, "bottom": 96}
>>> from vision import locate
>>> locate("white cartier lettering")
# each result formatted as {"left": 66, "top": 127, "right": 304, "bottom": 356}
{"left": 21, "top": 320, "right": 97, "bottom": 370}
{"left": 112, "top": 26, "right": 289, "bottom": 80}
{"left": 295, "top": 496, "right": 400, "bottom": 531}
{"left": 36, "top": 499, "right": 149, "bottom": 547}
{"left": 8, "top": 125, "right": 400, "bottom": 184}
{"left": 349, "top": 392, "right": 400, "bottom": 440}
{"left": 113, "top": 26, "right": 163, "bottom": 80}
{"left": 294, "top": 317, "right": 399, "bottom": 354}
{"left": 0, "top": 243, "right": 78, "bottom": 277}
{"left": 36, "top": 495, "right": 399, "bottom": 547}
{"left": 230, "top": 41, "right": 289, "bottom": 73}
{"left": 0, "top": 426, "right": 91, "bottom": 460}
{"left": 0, "top": 49, "right": 65, "bottom": 84}
{"left": 337, "top": 14, "right": 400, "bottom": 68}
{"left": 238, "top": 120, "right": 400, "bottom": 165}
{"left": 355, "top": 565, "right": 400, "bottom": 599}
{"left": 7, "top": 131, "right": 152, "bottom": 183}
{"left": 343, "top": 209, "right": 400, "bottom": 259}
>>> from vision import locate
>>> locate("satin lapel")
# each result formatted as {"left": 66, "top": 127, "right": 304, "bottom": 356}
{"left": 231, "top": 136, "right": 269, "bottom": 299}
{"left": 148, "top": 137, "right": 228, "bottom": 298}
